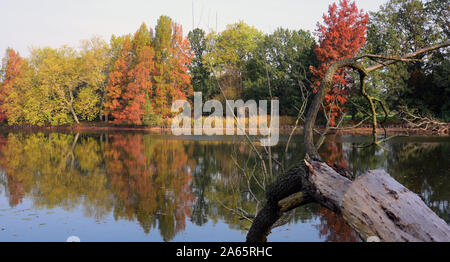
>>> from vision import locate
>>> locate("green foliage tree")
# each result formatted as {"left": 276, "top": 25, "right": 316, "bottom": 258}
{"left": 245, "top": 28, "right": 317, "bottom": 115}
{"left": 31, "top": 47, "right": 81, "bottom": 124}
{"left": 152, "top": 16, "right": 173, "bottom": 116}
{"left": 188, "top": 28, "right": 217, "bottom": 100}
{"left": 204, "top": 21, "right": 263, "bottom": 100}
{"left": 77, "top": 37, "right": 110, "bottom": 121}
{"left": 3, "top": 37, "right": 109, "bottom": 126}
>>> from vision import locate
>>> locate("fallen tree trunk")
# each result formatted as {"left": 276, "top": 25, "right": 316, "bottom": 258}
{"left": 341, "top": 169, "right": 449, "bottom": 242}
{"left": 246, "top": 160, "right": 450, "bottom": 242}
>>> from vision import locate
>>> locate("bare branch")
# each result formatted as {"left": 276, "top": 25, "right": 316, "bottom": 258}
{"left": 365, "top": 40, "right": 450, "bottom": 73}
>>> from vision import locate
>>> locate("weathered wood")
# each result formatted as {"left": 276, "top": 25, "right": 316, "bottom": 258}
{"left": 306, "top": 160, "right": 352, "bottom": 212}
{"left": 341, "top": 170, "right": 450, "bottom": 242}
{"left": 307, "top": 161, "right": 450, "bottom": 242}
{"left": 246, "top": 160, "right": 450, "bottom": 242}
{"left": 306, "top": 162, "right": 450, "bottom": 241}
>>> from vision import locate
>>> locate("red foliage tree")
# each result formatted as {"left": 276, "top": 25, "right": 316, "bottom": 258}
{"left": 0, "top": 49, "right": 22, "bottom": 122}
{"left": 310, "top": 0, "right": 368, "bottom": 126}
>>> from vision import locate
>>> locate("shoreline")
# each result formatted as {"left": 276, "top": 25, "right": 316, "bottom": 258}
{"left": 0, "top": 123, "right": 447, "bottom": 136}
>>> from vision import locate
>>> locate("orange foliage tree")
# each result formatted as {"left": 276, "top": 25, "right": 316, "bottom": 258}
{"left": 104, "top": 36, "right": 134, "bottom": 124}
{"left": 105, "top": 19, "right": 192, "bottom": 124}
{"left": 124, "top": 45, "right": 155, "bottom": 125}
{"left": 310, "top": 0, "right": 368, "bottom": 126}
{"left": 168, "top": 23, "right": 193, "bottom": 105}
{"left": 0, "top": 49, "right": 22, "bottom": 123}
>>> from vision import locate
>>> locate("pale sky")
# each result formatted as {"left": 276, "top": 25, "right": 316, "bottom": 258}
{"left": 0, "top": 0, "right": 389, "bottom": 58}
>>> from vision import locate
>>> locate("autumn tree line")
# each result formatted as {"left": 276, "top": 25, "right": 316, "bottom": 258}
{"left": 0, "top": 0, "right": 448, "bottom": 127}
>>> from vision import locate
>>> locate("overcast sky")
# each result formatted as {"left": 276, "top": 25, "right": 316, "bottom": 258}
{"left": 0, "top": 0, "right": 389, "bottom": 58}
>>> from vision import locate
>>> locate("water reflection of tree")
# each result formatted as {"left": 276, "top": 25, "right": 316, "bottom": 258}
{"left": 190, "top": 140, "right": 265, "bottom": 231}
{"left": 104, "top": 134, "right": 196, "bottom": 241}
{"left": 0, "top": 133, "right": 113, "bottom": 216}
{"left": 317, "top": 136, "right": 361, "bottom": 242}
{"left": 314, "top": 206, "right": 360, "bottom": 242}
{"left": 0, "top": 133, "right": 195, "bottom": 241}
{"left": 224, "top": 136, "right": 362, "bottom": 241}
{"left": 0, "top": 133, "right": 305, "bottom": 238}
{"left": 0, "top": 133, "right": 271, "bottom": 240}
{"left": 323, "top": 137, "right": 449, "bottom": 222}
{"left": 386, "top": 142, "right": 449, "bottom": 221}
{"left": 319, "top": 135, "right": 348, "bottom": 168}
{"left": 0, "top": 132, "right": 447, "bottom": 241}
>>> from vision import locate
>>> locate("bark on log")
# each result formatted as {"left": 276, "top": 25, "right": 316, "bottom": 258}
{"left": 246, "top": 163, "right": 313, "bottom": 242}
{"left": 279, "top": 192, "right": 306, "bottom": 212}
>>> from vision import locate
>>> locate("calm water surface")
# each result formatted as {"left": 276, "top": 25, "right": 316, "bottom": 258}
{"left": 0, "top": 131, "right": 448, "bottom": 242}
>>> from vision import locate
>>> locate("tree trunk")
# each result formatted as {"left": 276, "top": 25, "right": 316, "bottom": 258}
{"left": 67, "top": 90, "right": 80, "bottom": 124}
{"left": 246, "top": 163, "right": 313, "bottom": 242}
{"left": 70, "top": 106, "right": 80, "bottom": 124}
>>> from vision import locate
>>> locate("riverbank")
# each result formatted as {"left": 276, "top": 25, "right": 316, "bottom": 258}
{"left": 0, "top": 122, "right": 447, "bottom": 136}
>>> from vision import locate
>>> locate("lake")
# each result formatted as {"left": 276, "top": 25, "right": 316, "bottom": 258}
{"left": 0, "top": 131, "right": 448, "bottom": 242}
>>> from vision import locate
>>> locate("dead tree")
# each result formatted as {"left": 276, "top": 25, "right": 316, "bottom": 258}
{"left": 399, "top": 108, "right": 450, "bottom": 135}
{"left": 246, "top": 41, "right": 450, "bottom": 242}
